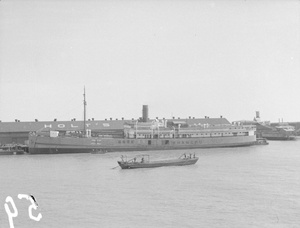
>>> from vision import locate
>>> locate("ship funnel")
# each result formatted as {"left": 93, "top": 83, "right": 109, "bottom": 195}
{"left": 256, "top": 111, "right": 260, "bottom": 119}
{"left": 142, "top": 105, "right": 148, "bottom": 122}
{"left": 254, "top": 111, "right": 261, "bottom": 122}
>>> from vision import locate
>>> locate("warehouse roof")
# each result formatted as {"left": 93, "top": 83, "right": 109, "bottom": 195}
{"left": 0, "top": 117, "right": 230, "bottom": 133}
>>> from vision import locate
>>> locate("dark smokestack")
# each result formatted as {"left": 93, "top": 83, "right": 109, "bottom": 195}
{"left": 142, "top": 105, "right": 148, "bottom": 122}
{"left": 256, "top": 111, "right": 260, "bottom": 119}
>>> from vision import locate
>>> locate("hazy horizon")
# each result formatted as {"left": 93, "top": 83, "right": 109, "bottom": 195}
{"left": 1, "top": 0, "right": 299, "bottom": 123}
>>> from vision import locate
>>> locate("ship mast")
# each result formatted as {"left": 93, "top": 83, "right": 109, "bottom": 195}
{"left": 83, "top": 87, "right": 86, "bottom": 135}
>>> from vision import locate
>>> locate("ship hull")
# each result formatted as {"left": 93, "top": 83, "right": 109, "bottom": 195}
{"left": 0, "top": 150, "right": 27, "bottom": 155}
{"left": 28, "top": 135, "right": 256, "bottom": 154}
{"left": 261, "top": 133, "right": 295, "bottom": 140}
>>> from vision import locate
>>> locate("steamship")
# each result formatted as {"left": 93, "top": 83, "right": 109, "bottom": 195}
{"left": 28, "top": 91, "right": 256, "bottom": 154}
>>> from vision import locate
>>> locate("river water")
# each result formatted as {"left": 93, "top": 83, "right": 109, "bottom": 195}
{"left": 1, "top": 139, "right": 300, "bottom": 228}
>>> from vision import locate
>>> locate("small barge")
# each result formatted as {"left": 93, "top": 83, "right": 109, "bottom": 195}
{"left": 117, "top": 154, "right": 199, "bottom": 169}
{"left": 255, "top": 138, "right": 269, "bottom": 145}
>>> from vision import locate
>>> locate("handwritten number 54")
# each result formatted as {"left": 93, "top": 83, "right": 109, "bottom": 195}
{"left": 4, "top": 194, "right": 42, "bottom": 228}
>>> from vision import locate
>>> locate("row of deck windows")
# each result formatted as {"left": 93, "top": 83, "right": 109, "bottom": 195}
{"left": 116, "top": 140, "right": 204, "bottom": 145}
{"left": 118, "top": 140, "right": 134, "bottom": 144}
{"left": 173, "top": 141, "right": 202, "bottom": 144}
{"left": 132, "top": 132, "right": 247, "bottom": 139}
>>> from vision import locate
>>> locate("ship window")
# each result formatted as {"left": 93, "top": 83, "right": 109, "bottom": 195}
{"left": 148, "top": 140, "right": 151, "bottom": 145}
{"left": 122, "top": 140, "right": 125, "bottom": 143}
{"left": 131, "top": 140, "right": 134, "bottom": 143}
{"left": 165, "top": 140, "right": 169, "bottom": 145}
{"left": 118, "top": 140, "right": 121, "bottom": 143}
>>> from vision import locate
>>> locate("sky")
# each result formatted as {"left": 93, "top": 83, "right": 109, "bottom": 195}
{"left": 0, "top": 0, "right": 299, "bottom": 123}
